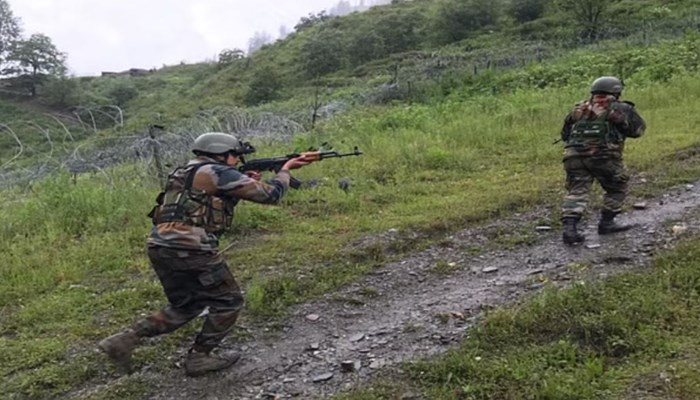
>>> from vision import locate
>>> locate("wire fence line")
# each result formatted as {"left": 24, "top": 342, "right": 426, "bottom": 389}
{"left": 372, "top": 17, "right": 700, "bottom": 102}
{"left": 0, "top": 106, "right": 306, "bottom": 190}
{"left": 3, "top": 18, "right": 697, "bottom": 190}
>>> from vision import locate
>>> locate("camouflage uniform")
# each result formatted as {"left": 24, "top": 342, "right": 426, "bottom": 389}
{"left": 99, "top": 136, "right": 295, "bottom": 375}
{"left": 560, "top": 91, "right": 646, "bottom": 243}
{"left": 561, "top": 94, "right": 646, "bottom": 217}
{"left": 136, "top": 157, "right": 291, "bottom": 352}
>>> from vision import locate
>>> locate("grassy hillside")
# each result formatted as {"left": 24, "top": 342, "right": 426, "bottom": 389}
{"left": 4, "top": 0, "right": 699, "bottom": 136}
{"left": 3, "top": 55, "right": 700, "bottom": 399}
{"left": 98, "top": 0, "right": 700, "bottom": 132}
{"left": 2, "top": 1, "right": 700, "bottom": 399}
{"left": 1, "top": 0, "right": 698, "bottom": 175}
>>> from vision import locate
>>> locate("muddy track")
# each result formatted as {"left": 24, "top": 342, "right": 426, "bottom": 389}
{"left": 88, "top": 182, "right": 700, "bottom": 400}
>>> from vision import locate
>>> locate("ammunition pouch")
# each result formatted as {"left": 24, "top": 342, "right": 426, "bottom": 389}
{"left": 148, "top": 162, "right": 231, "bottom": 232}
{"left": 565, "top": 103, "right": 623, "bottom": 150}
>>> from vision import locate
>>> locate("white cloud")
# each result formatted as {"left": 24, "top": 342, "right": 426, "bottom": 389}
{"left": 8, "top": 0, "right": 343, "bottom": 76}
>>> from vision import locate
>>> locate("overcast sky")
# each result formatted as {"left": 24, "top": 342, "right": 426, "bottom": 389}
{"left": 8, "top": 0, "right": 341, "bottom": 76}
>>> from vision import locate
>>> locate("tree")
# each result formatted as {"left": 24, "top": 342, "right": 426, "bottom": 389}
{"left": 42, "top": 76, "right": 84, "bottom": 108}
{"left": 5, "top": 33, "right": 66, "bottom": 96}
{"left": 294, "top": 11, "right": 332, "bottom": 32}
{"left": 278, "top": 25, "right": 290, "bottom": 39}
{"left": 105, "top": 79, "right": 138, "bottom": 107}
{"left": 247, "top": 31, "right": 273, "bottom": 55}
{"left": 329, "top": 0, "right": 352, "bottom": 16}
{"left": 374, "top": 9, "right": 424, "bottom": 54}
{"left": 243, "top": 65, "right": 282, "bottom": 106}
{"left": 432, "top": 0, "right": 500, "bottom": 44}
{"left": 510, "top": 0, "right": 548, "bottom": 23}
{"left": 0, "top": 0, "right": 20, "bottom": 63}
{"left": 299, "top": 30, "right": 345, "bottom": 78}
{"left": 218, "top": 48, "right": 245, "bottom": 66}
{"left": 347, "top": 30, "right": 385, "bottom": 67}
{"left": 557, "top": 0, "right": 614, "bottom": 40}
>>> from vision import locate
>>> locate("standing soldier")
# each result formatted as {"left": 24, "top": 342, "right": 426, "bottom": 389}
{"left": 98, "top": 132, "right": 319, "bottom": 376}
{"left": 560, "top": 76, "right": 646, "bottom": 245}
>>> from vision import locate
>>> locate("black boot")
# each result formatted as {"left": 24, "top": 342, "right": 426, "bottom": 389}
{"left": 98, "top": 329, "right": 141, "bottom": 374}
{"left": 562, "top": 217, "right": 585, "bottom": 245}
{"left": 184, "top": 349, "right": 241, "bottom": 377}
{"left": 598, "top": 211, "right": 634, "bottom": 234}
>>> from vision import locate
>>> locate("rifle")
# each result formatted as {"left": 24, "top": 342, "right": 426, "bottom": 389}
{"left": 239, "top": 146, "right": 363, "bottom": 189}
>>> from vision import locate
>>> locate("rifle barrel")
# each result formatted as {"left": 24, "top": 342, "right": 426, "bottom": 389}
{"left": 240, "top": 147, "right": 363, "bottom": 171}
{"left": 320, "top": 149, "right": 363, "bottom": 159}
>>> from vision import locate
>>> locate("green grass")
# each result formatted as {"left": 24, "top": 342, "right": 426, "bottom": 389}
{"left": 4, "top": 37, "right": 700, "bottom": 399}
{"left": 337, "top": 236, "right": 700, "bottom": 400}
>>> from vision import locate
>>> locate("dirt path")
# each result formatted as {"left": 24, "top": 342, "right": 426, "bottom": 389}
{"left": 93, "top": 182, "right": 700, "bottom": 400}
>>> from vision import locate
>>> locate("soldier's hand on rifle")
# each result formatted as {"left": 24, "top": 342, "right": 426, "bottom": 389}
{"left": 282, "top": 151, "right": 321, "bottom": 170}
{"left": 244, "top": 171, "right": 262, "bottom": 181}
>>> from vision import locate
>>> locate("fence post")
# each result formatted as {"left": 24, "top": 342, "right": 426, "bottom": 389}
{"left": 311, "top": 80, "right": 322, "bottom": 130}
{"left": 149, "top": 124, "right": 165, "bottom": 184}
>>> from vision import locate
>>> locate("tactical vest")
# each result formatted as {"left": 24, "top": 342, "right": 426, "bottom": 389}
{"left": 565, "top": 101, "right": 623, "bottom": 150}
{"left": 148, "top": 163, "right": 237, "bottom": 234}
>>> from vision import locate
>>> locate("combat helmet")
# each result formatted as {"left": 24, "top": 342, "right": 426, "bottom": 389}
{"left": 191, "top": 132, "right": 255, "bottom": 156}
{"left": 590, "top": 76, "right": 623, "bottom": 96}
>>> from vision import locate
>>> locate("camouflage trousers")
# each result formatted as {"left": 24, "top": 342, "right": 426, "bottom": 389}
{"left": 561, "top": 156, "right": 629, "bottom": 220}
{"left": 132, "top": 246, "right": 244, "bottom": 353}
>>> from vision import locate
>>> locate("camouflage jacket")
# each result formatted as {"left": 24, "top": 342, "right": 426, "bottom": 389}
{"left": 561, "top": 94, "right": 646, "bottom": 159}
{"left": 147, "top": 156, "right": 291, "bottom": 252}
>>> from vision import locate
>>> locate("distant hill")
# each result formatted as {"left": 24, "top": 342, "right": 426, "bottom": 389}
{"left": 1, "top": 0, "right": 699, "bottom": 165}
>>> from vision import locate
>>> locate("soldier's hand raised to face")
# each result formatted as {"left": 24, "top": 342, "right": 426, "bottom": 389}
{"left": 607, "top": 109, "right": 627, "bottom": 125}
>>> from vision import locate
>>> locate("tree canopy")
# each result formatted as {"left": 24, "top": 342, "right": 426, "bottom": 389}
{"left": 6, "top": 33, "right": 66, "bottom": 96}
{"left": 0, "top": 0, "right": 20, "bottom": 63}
